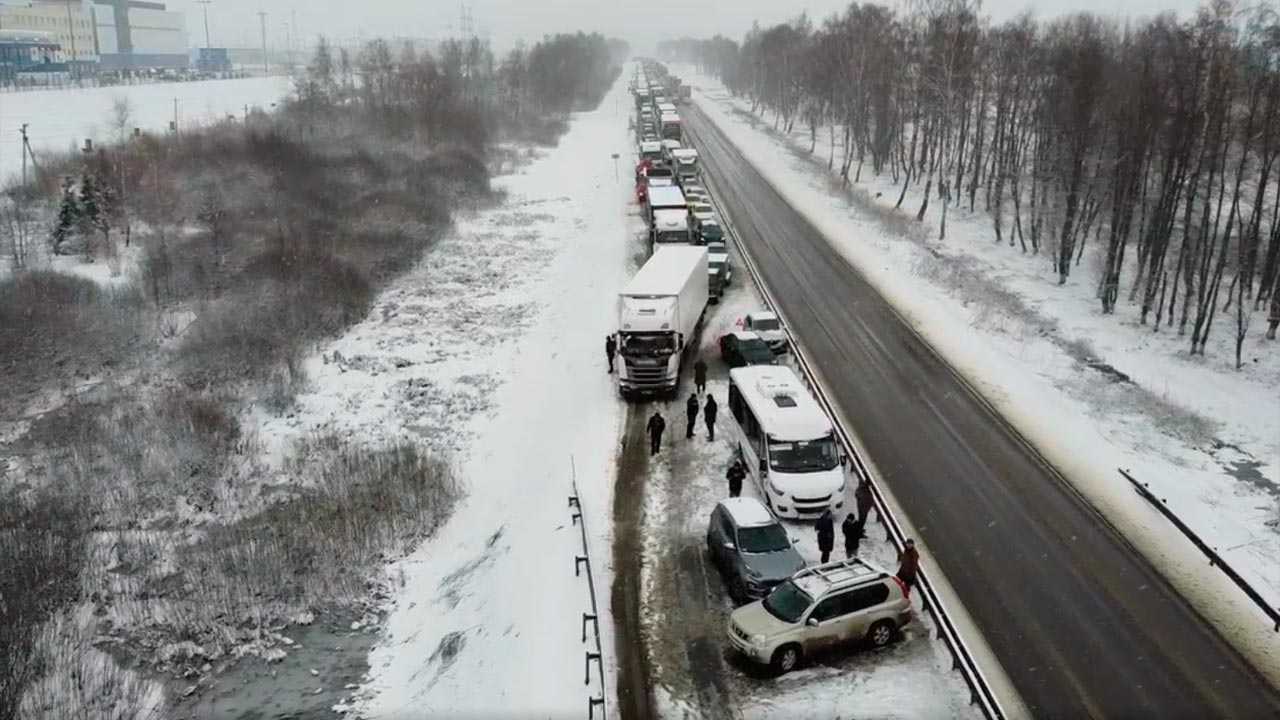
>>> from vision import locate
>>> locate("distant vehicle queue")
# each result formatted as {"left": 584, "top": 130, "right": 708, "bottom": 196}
{"left": 612, "top": 60, "right": 923, "bottom": 678}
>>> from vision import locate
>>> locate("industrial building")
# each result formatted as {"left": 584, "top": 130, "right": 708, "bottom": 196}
{"left": 0, "top": 0, "right": 188, "bottom": 73}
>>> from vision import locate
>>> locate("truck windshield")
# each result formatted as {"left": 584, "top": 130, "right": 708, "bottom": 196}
{"left": 621, "top": 333, "right": 675, "bottom": 356}
{"left": 763, "top": 580, "right": 813, "bottom": 624}
{"left": 768, "top": 435, "right": 839, "bottom": 473}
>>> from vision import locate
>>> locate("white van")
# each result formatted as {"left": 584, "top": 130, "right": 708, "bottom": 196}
{"left": 727, "top": 366, "right": 845, "bottom": 519}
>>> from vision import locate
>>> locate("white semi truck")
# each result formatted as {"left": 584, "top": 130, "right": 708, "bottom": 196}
{"left": 615, "top": 246, "right": 710, "bottom": 398}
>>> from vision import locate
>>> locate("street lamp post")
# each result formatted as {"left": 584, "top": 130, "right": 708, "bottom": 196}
{"left": 257, "top": 11, "right": 268, "bottom": 74}
{"left": 197, "top": 0, "right": 212, "bottom": 49}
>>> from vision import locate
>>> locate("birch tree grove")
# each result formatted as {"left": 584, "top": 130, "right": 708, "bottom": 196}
{"left": 659, "top": 0, "right": 1280, "bottom": 366}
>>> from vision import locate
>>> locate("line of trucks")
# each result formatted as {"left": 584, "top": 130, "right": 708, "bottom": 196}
{"left": 620, "top": 65, "right": 900, "bottom": 682}
{"left": 616, "top": 62, "right": 720, "bottom": 399}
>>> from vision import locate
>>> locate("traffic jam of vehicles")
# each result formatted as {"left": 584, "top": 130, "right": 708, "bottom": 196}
{"left": 617, "top": 60, "right": 920, "bottom": 676}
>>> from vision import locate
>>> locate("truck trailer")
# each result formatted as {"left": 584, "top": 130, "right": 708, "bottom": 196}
{"left": 615, "top": 246, "right": 710, "bottom": 398}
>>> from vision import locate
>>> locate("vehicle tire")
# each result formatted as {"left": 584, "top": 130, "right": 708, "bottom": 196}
{"left": 868, "top": 620, "right": 896, "bottom": 648}
{"left": 770, "top": 644, "right": 802, "bottom": 675}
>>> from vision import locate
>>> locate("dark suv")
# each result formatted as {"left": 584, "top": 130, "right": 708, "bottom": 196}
{"left": 707, "top": 498, "right": 806, "bottom": 602}
{"left": 719, "top": 331, "right": 778, "bottom": 368}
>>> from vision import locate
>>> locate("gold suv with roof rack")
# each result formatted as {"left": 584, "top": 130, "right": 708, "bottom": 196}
{"left": 727, "top": 556, "right": 913, "bottom": 674}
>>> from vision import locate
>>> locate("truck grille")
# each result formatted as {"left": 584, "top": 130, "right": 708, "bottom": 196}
{"left": 731, "top": 623, "right": 751, "bottom": 643}
{"left": 624, "top": 359, "right": 669, "bottom": 385}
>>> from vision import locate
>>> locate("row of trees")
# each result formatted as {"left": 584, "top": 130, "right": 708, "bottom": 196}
{"left": 660, "top": 0, "right": 1280, "bottom": 364}
{"left": 296, "top": 32, "right": 626, "bottom": 144}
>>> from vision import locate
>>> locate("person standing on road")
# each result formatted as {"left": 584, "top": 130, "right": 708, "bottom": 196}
{"left": 704, "top": 394, "right": 718, "bottom": 441}
{"left": 816, "top": 509, "right": 835, "bottom": 564}
{"left": 842, "top": 513, "right": 864, "bottom": 559}
{"left": 647, "top": 410, "right": 666, "bottom": 456}
{"left": 685, "top": 393, "right": 699, "bottom": 439}
{"left": 726, "top": 459, "right": 745, "bottom": 498}
{"left": 605, "top": 335, "right": 617, "bottom": 374}
{"left": 694, "top": 358, "right": 708, "bottom": 395}
{"left": 897, "top": 539, "right": 920, "bottom": 590}
{"left": 855, "top": 478, "right": 875, "bottom": 525}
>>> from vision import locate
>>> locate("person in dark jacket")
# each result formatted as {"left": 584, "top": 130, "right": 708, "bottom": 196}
{"left": 704, "top": 394, "right": 718, "bottom": 441}
{"left": 854, "top": 478, "right": 875, "bottom": 524}
{"left": 693, "top": 358, "right": 708, "bottom": 394}
{"left": 842, "top": 513, "right": 864, "bottom": 559}
{"left": 685, "top": 393, "right": 699, "bottom": 439}
{"left": 897, "top": 538, "right": 920, "bottom": 589}
{"left": 726, "top": 459, "right": 745, "bottom": 498}
{"left": 647, "top": 410, "right": 666, "bottom": 456}
{"left": 816, "top": 509, "right": 835, "bottom": 563}
{"left": 605, "top": 335, "right": 617, "bottom": 374}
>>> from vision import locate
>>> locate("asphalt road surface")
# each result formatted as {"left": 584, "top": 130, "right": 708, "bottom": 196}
{"left": 682, "top": 105, "right": 1280, "bottom": 719}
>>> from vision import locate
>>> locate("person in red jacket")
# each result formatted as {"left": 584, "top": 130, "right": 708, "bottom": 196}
{"left": 897, "top": 539, "right": 920, "bottom": 590}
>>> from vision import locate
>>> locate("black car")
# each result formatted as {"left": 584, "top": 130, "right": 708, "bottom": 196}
{"left": 698, "top": 220, "right": 728, "bottom": 246}
{"left": 719, "top": 331, "right": 778, "bottom": 368}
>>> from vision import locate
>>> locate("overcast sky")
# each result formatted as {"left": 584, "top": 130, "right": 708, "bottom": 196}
{"left": 168, "top": 0, "right": 1205, "bottom": 53}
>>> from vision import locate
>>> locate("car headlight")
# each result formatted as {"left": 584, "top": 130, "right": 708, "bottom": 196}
{"left": 751, "top": 634, "right": 766, "bottom": 646}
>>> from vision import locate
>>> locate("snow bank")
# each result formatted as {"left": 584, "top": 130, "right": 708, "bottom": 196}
{"left": 351, "top": 75, "right": 635, "bottom": 717}
{"left": 686, "top": 73, "right": 1280, "bottom": 686}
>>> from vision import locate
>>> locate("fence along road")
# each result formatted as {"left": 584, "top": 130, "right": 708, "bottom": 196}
{"left": 681, "top": 102, "right": 1280, "bottom": 719}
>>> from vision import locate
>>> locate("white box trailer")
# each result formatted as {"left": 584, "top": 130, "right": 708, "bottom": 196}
{"left": 645, "top": 185, "right": 686, "bottom": 227}
{"left": 652, "top": 209, "right": 691, "bottom": 247}
{"left": 615, "top": 246, "right": 710, "bottom": 398}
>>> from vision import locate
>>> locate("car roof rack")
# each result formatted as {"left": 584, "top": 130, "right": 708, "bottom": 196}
{"left": 793, "top": 557, "right": 886, "bottom": 596}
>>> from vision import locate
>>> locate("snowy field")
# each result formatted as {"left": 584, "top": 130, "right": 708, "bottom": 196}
{"left": 246, "top": 75, "right": 637, "bottom": 716}
{"left": 684, "top": 72, "right": 1280, "bottom": 680}
{"left": 1, "top": 76, "right": 291, "bottom": 183}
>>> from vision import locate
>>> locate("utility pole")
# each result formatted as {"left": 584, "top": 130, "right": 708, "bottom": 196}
{"left": 197, "top": 0, "right": 212, "bottom": 49}
{"left": 257, "top": 11, "right": 269, "bottom": 74}
{"left": 290, "top": 9, "right": 296, "bottom": 65}
{"left": 21, "top": 124, "right": 28, "bottom": 187}
{"left": 63, "top": 0, "right": 79, "bottom": 79}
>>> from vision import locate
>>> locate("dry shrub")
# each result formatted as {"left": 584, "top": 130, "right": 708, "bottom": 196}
{"left": 179, "top": 248, "right": 372, "bottom": 387}
{"left": 23, "top": 390, "right": 241, "bottom": 525}
{"left": 0, "top": 271, "right": 145, "bottom": 411}
{"left": 169, "top": 438, "right": 460, "bottom": 658}
{"left": 500, "top": 114, "right": 570, "bottom": 147}
{"left": 0, "top": 490, "right": 89, "bottom": 718}
{"left": 16, "top": 609, "right": 165, "bottom": 720}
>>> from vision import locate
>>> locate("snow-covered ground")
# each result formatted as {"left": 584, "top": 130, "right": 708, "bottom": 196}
{"left": 1, "top": 76, "right": 291, "bottom": 183}
{"left": 250, "top": 75, "right": 637, "bottom": 716}
{"left": 684, "top": 72, "right": 1280, "bottom": 679}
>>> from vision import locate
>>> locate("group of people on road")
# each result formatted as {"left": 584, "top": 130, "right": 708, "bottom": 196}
{"left": 645, "top": 392, "right": 717, "bottom": 456}
{"left": 613, "top": 334, "right": 922, "bottom": 590}
{"left": 813, "top": 481, "right": 919, "bottom": 588}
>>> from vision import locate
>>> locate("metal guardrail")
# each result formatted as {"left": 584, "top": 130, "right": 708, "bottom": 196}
{"left": 1119, "top": 468, "right": 1280, "bottom": 632}
{"left": 685, "top": 118, "right": 1008, "bottom": 720}
{"left": 568, "top": 462, "right": 608, "bottom": 719}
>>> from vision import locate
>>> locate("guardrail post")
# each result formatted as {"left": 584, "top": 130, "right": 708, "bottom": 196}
{"left": 575, "top": 555, "right": 588, "bottom": 577}
{"left": 588, "top": 696, "right": 605, "bottom": 719}
{"left": 584, "top": 651, "right": 601, "bottom": 685}
{"left": 571, "top": 509, "right": 583, "bottom": 526}
{"left": 582, "top": 612, "right": 598, "bottom": 642}
{"left": 568, "top": 494, "right": 580, "bottom": 509}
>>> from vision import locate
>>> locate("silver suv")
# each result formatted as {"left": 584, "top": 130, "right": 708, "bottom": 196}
{"left": 726, "top": 557, "right": 912, "bottom": 674}
{"left": 707, "top": 498, "right": 806, "bottom": 601}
